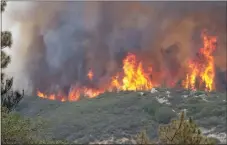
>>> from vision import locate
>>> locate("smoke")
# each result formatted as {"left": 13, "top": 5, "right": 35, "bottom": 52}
{"left": 2, "top": 1, "right": 226, "bottom": 94}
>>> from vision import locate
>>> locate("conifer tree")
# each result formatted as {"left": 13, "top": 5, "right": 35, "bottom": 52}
{"left": 158, "top": 111, "right": 215, "bottom": 144}
{"left": 137, "top": 111, "right": 217, "bottom": 145}
{"left": 1, "top": 0, "right": 23, "bottom": 111}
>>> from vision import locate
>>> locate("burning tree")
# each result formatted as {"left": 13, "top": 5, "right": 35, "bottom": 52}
{"left": 182, "top": 30, "right": 217, "bottom": 92}
{"left": 1, "top": 0, "right": 24, "bottom": 111}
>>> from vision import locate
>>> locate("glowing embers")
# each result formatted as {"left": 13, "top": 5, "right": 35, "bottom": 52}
{"left": 182, "top": 30, "right": 217, "bottom": 92}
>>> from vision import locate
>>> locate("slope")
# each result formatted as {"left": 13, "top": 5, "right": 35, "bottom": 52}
{"left": 15, "top": 88, "right": 226, "bottom": 143}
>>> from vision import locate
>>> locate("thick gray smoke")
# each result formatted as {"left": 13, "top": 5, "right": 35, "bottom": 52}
{"left": 3, "top": 1, "right": 227, "bottom": 95}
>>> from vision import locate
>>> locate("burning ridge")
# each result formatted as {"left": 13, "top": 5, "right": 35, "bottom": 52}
{"left": 37, "top": 30, "right": 219, "bottom": 102}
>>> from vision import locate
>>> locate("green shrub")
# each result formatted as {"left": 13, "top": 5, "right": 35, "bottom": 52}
{"left": 1, "top": 107, "right": 37, "bottom": 144}
{"left": 184, "top": 103, "right": 207, "bottom": 117}
{"left": 198, "top": 106, "right": 224, "bottom": 118}
{"left": 1, "top": 107, "right": 67, "bottom": 144}
{"left": 143, "top": 100, "right": 162, "bottom": 116}
{"left": 202, "top": 116, "right": 223, "bottom": 127}
{"left": 194, "top": 91, "right": 205, "bottom": 96}
{"left": 187, "top": 97, "right": 203, "bottom": 104}
{"left": 155, "top": 107, "right": 176, "bottom": 124}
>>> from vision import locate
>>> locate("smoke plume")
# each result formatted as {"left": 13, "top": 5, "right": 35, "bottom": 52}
{"left": 2, "top": 1, "right": 226, "bottom": 95}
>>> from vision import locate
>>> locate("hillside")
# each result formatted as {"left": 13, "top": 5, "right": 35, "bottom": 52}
{"left": 15, "top": 88, "right": 226, "bottom": 144}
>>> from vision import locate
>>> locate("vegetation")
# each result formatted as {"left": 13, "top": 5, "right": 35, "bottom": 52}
{"left": 1, "top": 2, "right": 48, "bottom": 144}
{"left": 1, "top": 0, "right": 6, "bottom": 12}
{"left": 0, "top": 1, "right": 225, "bottom": 144}
{"left": 1, "top": 107, "right": 68, "bottom": 144}
{"left": 1, "top": 107, "right": 39, "bottom": 144}
{"left": 155, "top": 106, "right": 176, "bottom": 124}
{"left": 1, "top": 0, "right": 24, "bottom": 111}
{"left": 136, "top": 130, "right": 152, "bottom": 144}
{"left": 12, "top": 90, "right": 225, "bottom": 143}
{"left": 137, "top": 111, "right": 218, "bottom": 144}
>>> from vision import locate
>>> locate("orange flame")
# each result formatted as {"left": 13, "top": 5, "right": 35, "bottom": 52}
{"left": 87, "top": 69, "right": 93, "bottom": 81}
{"left": 68, "top": 89, "right": 80, "bottom": 101}
{"left": 110, "top": 53, "right": 153, "bottom": 91}
{"left": 37, "top": 30, "right": 217, "bottom": 102}
{"left": 37, "top": 53, "right": 154, "bottom": 101}
{"left": 37, "top": 87, "right": 104, "bottom": 102}
{"left": 37, "top": 91, "right": 56, "bottom": 100}
{"left": 182, "top": 30, "right": 217, "bottom": 91}
{"left": 83, "top": 88, "right": 105, "bottom": 98}
{"left": 37, "top": 91, "right": 46, "bottom": 99}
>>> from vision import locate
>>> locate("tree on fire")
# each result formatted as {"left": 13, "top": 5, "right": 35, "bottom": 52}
{"left": 1, "top": 0, "right": 24, "bottom": 111}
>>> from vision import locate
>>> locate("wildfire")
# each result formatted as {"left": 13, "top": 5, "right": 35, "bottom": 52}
{"left": 110, "top": 53, "right": 153, "bottom": 91}
{"left": 37, "top": 30, "right": 218, "bottom": 102}
{"left": 87, "top": 69, "right": 93, "bottom": 80}
{"left": 37, "top": 91, "right": 56, "bottom": 100}
{"left": 37, "top": 87, "right": 104, "bottom": 102}
{"left": 182, "top": 30, "right": 217, "bottom": 91}
{"left": 37, "top": 53, "right": 154, "bottom": 101}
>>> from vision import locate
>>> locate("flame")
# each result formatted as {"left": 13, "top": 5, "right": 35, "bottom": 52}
{"left": 61, "top": 98, "right": 66, "bottom": 102}
{"left": 37, "top": 53, "right": 154, "bottom": 101}
{"left": 37, "top": 87, "right": 104, "bottom": 102}
{"left": 183, "top": 61, "right": 198, "bottom": 91}
{"left": 87, "top": 69, "right": 93, "bottom": 80}
{"left": 110, "top": 53, "right": 153, "bottom": 91}
{"left": 182, "top": 30, "right": 217, "bottom": 91}
{"left": 37, "top": 91, "right": 56, "bottom": 100}
{"left": 83, "top": 88, "right": 105, "bottom": 98}
{"left": 68, "top": 89, "right": 80, "bottom": 101}
{"left": 37, "top": 29, "right": 218, "bottom": 102}
{"left": 37, "top": 91, "right": 46, "bottom": 99}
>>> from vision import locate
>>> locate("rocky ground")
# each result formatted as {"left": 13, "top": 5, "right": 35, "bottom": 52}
{"left": 15, "top": 88, "right": 226, "bottom": 144}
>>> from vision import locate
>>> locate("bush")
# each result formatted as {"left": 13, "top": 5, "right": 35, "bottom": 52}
{"left": 1, "top": 107, "right": 37, "bottom": 144}
{"left": 200, "top": 106, "right": 223, "bottom": 117}
{"left": 1, "top": 107, "right": 67, "bottom": 144}
{"left": 187, "top": 97, "right": 204, "bottom": 104}
{"left": 155, "top": 107, "right": 176, "bottom": 124}
{"left": 1, "top": 90, "right": 24, "bottom": 111}
{"left": 136, "top": 111, "right": 217, "bottom": 145}
{"left": 208, "top": 116, "right": 222, "bottom": 126}
{"left": 143, "top": 100, "right": 162, "bottom": 116}
{"left": 194, "top": 91, "right": 206, "bottom": 96}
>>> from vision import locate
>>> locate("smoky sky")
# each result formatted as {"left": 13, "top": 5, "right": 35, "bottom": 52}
{"left": 3, "top": 1, "right": 227, "bottom": 94}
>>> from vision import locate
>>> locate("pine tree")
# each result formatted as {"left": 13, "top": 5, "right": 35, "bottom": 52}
{"left": 1, "top": 0, "right": 6, "bottom": 12}
{"left": 136, "top": 111, "right": 217, "bottom": 144}
{"left": 1, "top": 0, "right": 24, "bottom": 111}
{"left": 158, "top": 111, "right": 215, "bottom": 144}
